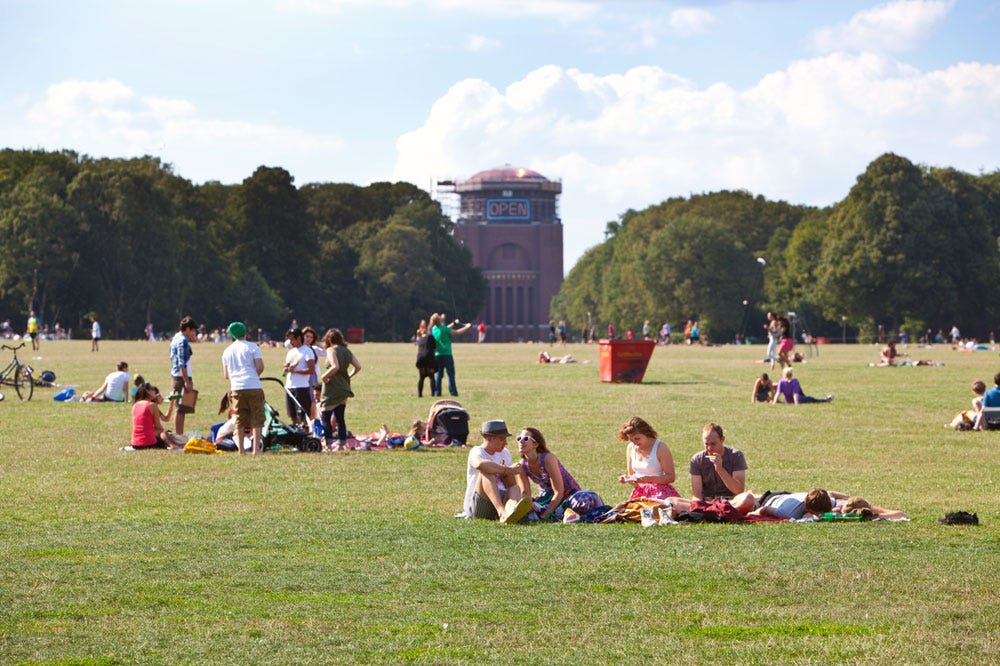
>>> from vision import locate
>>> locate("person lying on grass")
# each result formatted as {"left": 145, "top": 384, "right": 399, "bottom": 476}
{"left": 514, "top": 426, "right": 581, "bottom": 521}
{"left": 832, "top": 495, "right": 907, "bottom": 520}
{"left": 538, "top": 351, "right": 575, "bottom": 364}
{"left": 748, "top": 488, "right": 838, "bottom": 520}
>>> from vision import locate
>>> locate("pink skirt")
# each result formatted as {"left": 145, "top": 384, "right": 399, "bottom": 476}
{"left": 629, "top": 483, "right": 680, "bottom": 501}
{"left": 778, "top": 338, "right": 794, "bottom": 354}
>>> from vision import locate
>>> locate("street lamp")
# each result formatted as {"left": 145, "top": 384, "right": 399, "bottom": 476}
{"left": 841, "top": 316, "right": 847, "bottom": 344}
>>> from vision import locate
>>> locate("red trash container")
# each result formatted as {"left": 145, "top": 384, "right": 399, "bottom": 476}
{"left": 346, "top": 328, "right": 365, "bottom": 344}
{"left": 598, "top": 339, "right": 656, "bottom": 383}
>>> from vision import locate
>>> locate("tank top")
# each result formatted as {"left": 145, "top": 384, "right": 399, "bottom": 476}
{"left": 523, "top": 451, "right": 581, "bottom": 496}
{"left": 631, "top": 439, "right": 666, "bottom": 477}
{"left": 131, "top": 401, "right": 157, "bottom": 447}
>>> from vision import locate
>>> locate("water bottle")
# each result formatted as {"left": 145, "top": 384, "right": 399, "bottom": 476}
{"left": 195, "top": 428, "right": 202, "bottom": 440}
{"left": 821, "top": 512, "right": 861, "bottom": 522}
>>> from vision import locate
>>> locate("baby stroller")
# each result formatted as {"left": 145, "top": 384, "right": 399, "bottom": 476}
{"left": 426, "top": 399, "right": 470, "bottom": 446}
{"left": 260, "top": 377, "right": 323, "bottom": 452}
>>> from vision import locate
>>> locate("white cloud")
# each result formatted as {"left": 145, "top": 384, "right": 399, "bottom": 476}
{"left": 466, "top": 34, "right": 501, "bottom": 52}
{"left": 394, "top": 55, "right": 1000, "bottom": 266}
{"left": 16, "top": 79, "right": 343, "bottom": 184}
{"left": 668, "top": 8, "right": 716, "bottom": 35}
{"left": 811, "top": 0, "right": 954, "bottom": 54}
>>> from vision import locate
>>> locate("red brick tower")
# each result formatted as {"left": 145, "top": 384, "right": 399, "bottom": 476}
{"left": 450, "top": 166, "right": 563, "bottom": 342}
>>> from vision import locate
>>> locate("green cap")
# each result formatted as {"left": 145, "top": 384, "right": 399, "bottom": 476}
{"left": 227, "top": 321, "right": 247, "bottom": 339}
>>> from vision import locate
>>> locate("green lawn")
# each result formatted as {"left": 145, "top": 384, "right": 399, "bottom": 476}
{"left": 1, "top": 339, "right": 998, "bottom": 664}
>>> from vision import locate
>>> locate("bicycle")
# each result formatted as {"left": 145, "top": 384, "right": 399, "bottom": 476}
{"left": 0, "top": 342, "right": 34, "bottom": 401}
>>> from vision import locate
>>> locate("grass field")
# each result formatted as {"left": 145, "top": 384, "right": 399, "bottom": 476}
{"left": 1, "top": 338, "right": 998, "bottom": 664}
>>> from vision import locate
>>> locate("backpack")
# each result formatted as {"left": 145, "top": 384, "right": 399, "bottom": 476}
{"left": 415, "top": 334, "right": 437, "bottom": 368}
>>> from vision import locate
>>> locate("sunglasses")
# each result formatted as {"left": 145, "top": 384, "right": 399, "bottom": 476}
{"left": 516, "top": 435, "right": 534, "bottom": 443}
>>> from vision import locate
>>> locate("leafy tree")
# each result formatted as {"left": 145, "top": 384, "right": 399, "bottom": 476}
{"left": 815, "top": 153, "right": 1000, "bottom": 336}
{"left": 0, "top": 160, "right": 80, "bottom": 323}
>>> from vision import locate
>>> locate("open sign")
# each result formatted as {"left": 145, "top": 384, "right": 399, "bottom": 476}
{"left": 486, "top": 198, "right": 530, "bottom": 221}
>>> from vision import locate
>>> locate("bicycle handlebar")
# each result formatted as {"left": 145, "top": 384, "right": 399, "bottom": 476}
{"left": 1, "top": 343, "right": 26, "bottom": 351}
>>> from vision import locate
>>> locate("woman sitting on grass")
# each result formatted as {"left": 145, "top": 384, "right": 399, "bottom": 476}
{"left": 617, "top": 416, "right": 680, "bottom": 501}
{"left": 751, "top": 372, "right": 775, "bottom": 403}
{"left": 773, "top": 367, "right": 833, "bottom": 404}
{"left": 129, "top": 383, "right": 183, "bottom": 450}
{"left": 515, "top": 426, "right": 581, "bottom": 521}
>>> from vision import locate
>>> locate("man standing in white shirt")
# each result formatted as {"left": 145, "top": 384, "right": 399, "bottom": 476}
{"left": 283, "top": 328, "right": 316, "bottom": 430}
{"left": 222, "top": 321, "right": 265, "bottom": 455}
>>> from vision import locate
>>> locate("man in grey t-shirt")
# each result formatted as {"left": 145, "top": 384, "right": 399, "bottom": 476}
{"left": 689, "top": 423, "right": 747, "bottom": 500}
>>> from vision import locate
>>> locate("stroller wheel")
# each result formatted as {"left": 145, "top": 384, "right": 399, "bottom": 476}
{"left": 302, "top": 436, "right": 323, "bottom": 453}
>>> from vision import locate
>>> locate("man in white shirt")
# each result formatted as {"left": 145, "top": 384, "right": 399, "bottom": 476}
{"left": 88, "top": 361, "right": 130, "bottom": 402}
{"left": 459, "top": 420, "right": 531, "bottom": 523}
{"left": 221, "top": 321, "right": 265, "bottom": 455}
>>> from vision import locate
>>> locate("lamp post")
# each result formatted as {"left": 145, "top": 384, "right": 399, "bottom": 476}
{"left": 841, "top": 316, "right": 847, "bottom": 344}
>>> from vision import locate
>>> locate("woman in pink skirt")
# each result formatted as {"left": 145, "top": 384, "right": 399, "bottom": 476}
{"left": 617, "top": 416, "right": 680, "bottom": 501}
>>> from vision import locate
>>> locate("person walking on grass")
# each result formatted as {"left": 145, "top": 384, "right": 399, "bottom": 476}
{"left": 221, "top": 321, "right": 265, "bottom": 455}
{"left": 90, "top": 315, "right": 102, "bottom": 352}
{"left": 26, "top": 310, "right": 40, "bottom": 351}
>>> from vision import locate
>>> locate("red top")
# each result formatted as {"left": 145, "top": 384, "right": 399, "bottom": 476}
{"left": 131, "top": 400, "right": 157, "bottom": 447}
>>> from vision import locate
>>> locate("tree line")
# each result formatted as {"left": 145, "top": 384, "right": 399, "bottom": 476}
{"left": 553, "top": 153, "right": 1000, "bottom": 343}
{"left": 0, "top": 149, "right": 485, "bottom": 340}
{"left": 3, "top": 149, "right": 997, "bottom": 344}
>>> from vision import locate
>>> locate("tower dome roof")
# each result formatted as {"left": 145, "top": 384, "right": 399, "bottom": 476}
{"left": 467, "top": 165, "right": 548, "bottom": 182}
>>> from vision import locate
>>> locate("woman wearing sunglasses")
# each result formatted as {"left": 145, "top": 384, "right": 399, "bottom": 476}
{"left": 514, "top": 427, "right": 581, "bottom": 521}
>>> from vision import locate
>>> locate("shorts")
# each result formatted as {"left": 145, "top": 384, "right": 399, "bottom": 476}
{"left": 28, "top": 332, "right": 38, "bottom": 340}
{"left": 133, "top": 434, "right": 169, "bottom": 449}
{"left": 470, "top": 491, "right": 500, "bottom": 520}
{"left": 172, "top": 376, "right": 196, "bottom": 414}
{"left": 778, "top": 338, "right": 795, "bottom": 354}
{"left": 231, "top": 388, "right": 265, "bottom": 429}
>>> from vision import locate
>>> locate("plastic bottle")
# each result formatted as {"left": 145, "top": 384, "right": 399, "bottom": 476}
{"left": 821, "top": 512, "right": 862, "bottom": 522}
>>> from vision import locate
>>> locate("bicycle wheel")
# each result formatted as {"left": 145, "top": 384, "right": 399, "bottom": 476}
{"left": 14, "top": 365, "right": 33, "bottom": 400}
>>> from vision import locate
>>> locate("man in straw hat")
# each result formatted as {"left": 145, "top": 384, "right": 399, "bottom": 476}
{"left": 457, "top": 419, "right": 532, "bottom": 523}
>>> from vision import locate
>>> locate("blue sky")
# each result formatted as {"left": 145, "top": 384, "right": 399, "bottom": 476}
{"left": 2, "top": 0, "right": 998, "bottom": 269}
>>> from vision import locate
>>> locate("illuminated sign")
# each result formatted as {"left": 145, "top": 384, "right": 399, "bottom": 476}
{"left": 486, "top": 198, "right": 530, "bottom": 221}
